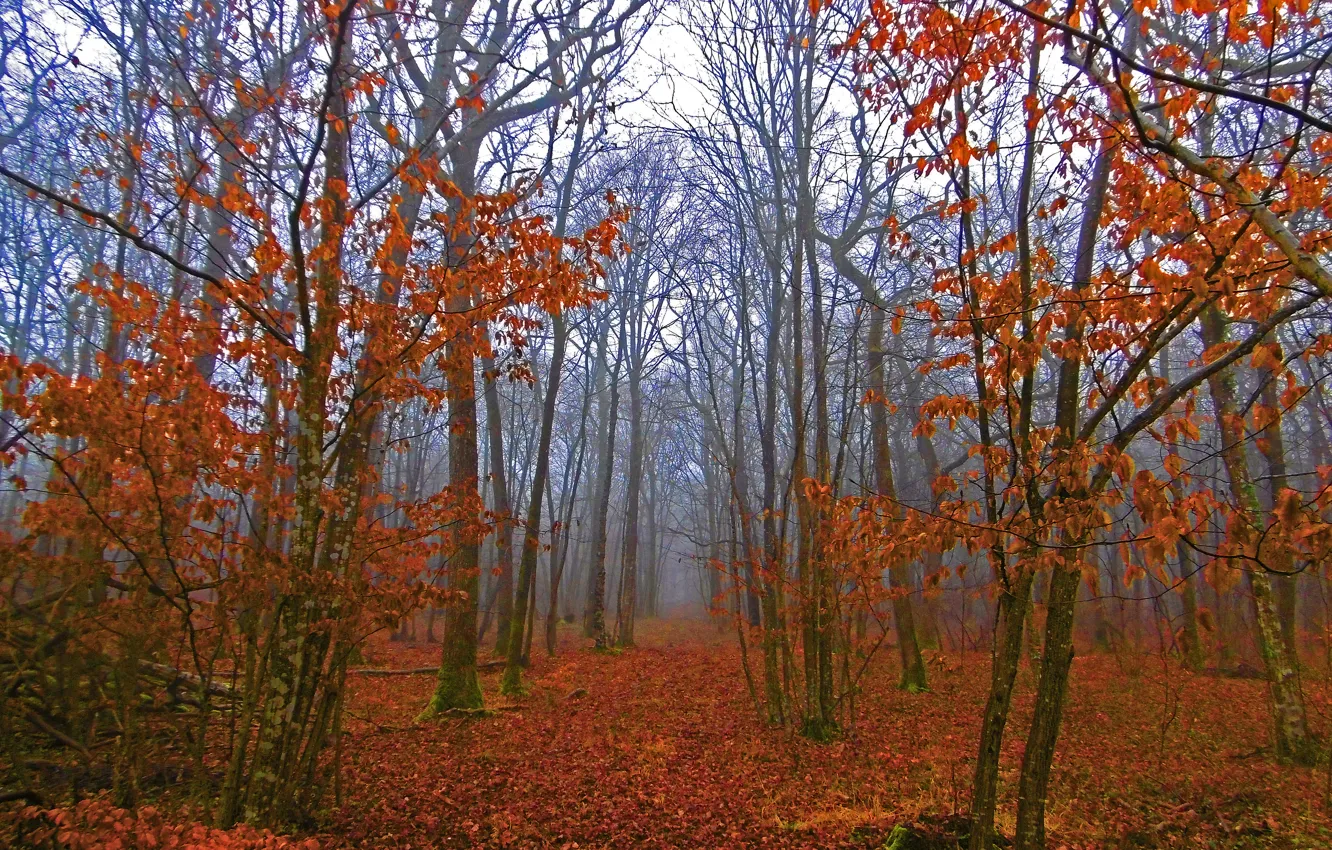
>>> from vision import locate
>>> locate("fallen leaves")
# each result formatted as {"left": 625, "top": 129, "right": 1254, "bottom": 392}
{"left": 320, "top": 620, "right": 1331, "bottom": 848}
{"left": 6, "top": 620, "right": 1327, "bottom": 848}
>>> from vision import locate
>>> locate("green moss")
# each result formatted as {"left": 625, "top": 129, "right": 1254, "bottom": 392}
{"left": 899, "top": 669, "right": 929, "bottom": 693}
{"left": 498, "top": 664, "right": 527, "bottom": 698}
{"left": 418, "top": 664, "right": 483, "bottom": 720}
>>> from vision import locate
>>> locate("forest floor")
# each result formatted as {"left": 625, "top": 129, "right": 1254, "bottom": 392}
{"left": 7, "top": 619, "right": 1332, "bottom": 849}
{"left": 320, "top": 619, "right": 1332, "bottom": 849}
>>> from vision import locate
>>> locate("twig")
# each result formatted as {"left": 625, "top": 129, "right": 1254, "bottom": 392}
{"left": 22, "top": 706, "right": 90, "bottom": 757}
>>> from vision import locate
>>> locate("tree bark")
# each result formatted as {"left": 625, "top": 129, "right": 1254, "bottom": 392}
{"left": 868, "top": 302, "right": 928, "bottom": 691}
{"left": 586, "top": 324, "right": 624, "bottom": 650}
{"left": 482, "top": 347, "right": 516, "bottom": 656}
{"left": 616, "top": 368, "right": 644, "bottom": 646}
{"left": 501, "top": 315, "right": 567, "bottom": 693}
{"left": 1200, "top": 307, "right": 1314, "bottom": 765}
{"left": 968, "top": 569, "right": 1034, "bottom": 850}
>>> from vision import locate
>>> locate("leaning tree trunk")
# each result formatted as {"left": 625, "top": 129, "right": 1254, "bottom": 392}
{"left": 1011, "top": 132, "right": 1111, "bottom": 850}
{"left": 1012, "top": 557, "right": 1081, "bottom": 850}
{"left": 501, "top": 314, "right": 568, "bottom": 693}
{"left": 968, "top": 566, "right": 1034, "bottom": 850}
{"left": 1201, "top": 307, "right": 1315, "bottom": 765}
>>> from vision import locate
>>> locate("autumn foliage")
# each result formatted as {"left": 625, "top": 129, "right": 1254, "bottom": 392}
{"left": 3, "top": 0, "right": 1332, "bottom": 847}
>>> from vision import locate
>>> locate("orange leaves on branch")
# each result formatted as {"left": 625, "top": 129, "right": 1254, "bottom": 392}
{"left": 946, "top": 132, "right": 974, "bottom": 165}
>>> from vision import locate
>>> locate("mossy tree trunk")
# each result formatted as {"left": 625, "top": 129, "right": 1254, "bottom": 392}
{"left": 1201, "top": 307, "right": 1315, "bottom": 765}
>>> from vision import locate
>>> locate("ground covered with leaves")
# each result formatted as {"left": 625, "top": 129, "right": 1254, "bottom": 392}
{"left": 8, "top": 620, "right": 1332, "bottom": 848}
{"left": 328, "top": 621, "right": 1331, "bottom": 849}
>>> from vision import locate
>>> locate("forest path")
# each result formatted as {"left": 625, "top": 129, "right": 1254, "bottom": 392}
{"left": 328, "top": 619, "right": 1331, "bottom": 849}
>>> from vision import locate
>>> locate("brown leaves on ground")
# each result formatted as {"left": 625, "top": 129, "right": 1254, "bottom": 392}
{"left": 6, "top": 620, "right": 1326, "bottom": 848}
{"left": 323, "top": 621, "right": 1332, "bottom": 849}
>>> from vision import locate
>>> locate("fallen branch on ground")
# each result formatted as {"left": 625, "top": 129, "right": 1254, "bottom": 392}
{"left": 138, "top": 661, "right": 237, "bottom": 700}
{"left": 349, "top": 659, "right": 505, "bottom": 676}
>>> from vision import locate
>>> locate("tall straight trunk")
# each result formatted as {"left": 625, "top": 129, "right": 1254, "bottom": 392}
{"left": 425, "top": 342, "right": 484, "bottom": 713}
{"left": 913, "top": 348, "right": 947, "bottom": 652}
{"left": 501, "top": 315, "right": 567, "bottom": 693}
{"left": 548, "top": 356, "right": 593, "bottom": 654}
{"left": 868, "top": 300, "right": 927, "bottom": 691}
{"left": 587, "top": 330, "right": 624, "bottom": 649}
{"left": 751, "top": 209, "right": 788, "bottom": 724}
{"left": 790, "top": 232, "right": 832, "bottom": 739}
{"left": 482, "top": 347, "right": 516, "bottom": 656}
{"left": 806, "top": 238, "right": 835, "bottom": 723}
{"left": 701, "top": 429, "right": 723, "bottom": 613}
{"left": 616, "top": 369, "right": 644, "bottom": 646}
{"left": 732, "top": 325, "right": 761, "bottom": 627}
{"left": 1257, "top": 351, "right": 1298, "bottom": 657}
{"left": 791, "top": 16, "right": 835, "bottom": 741}
{"left": 702, "top": 442, "right": 727, "bottom": 632}
{"left": 1161, "top": 345, "right": 1206, "bottom": 671}
{"left": 426, "top": 137, "right": 487, "bottom": 715}
{"left": 1200, "top": 307, "right": 1314, "bottom": 765}
{"left": 583, "top": 319, "right": 612, "bottom": 634}
{"left": 1171, "top": 493, "right": 1206, "bottom": 671}
{"left": 642, "top": 463, "right": 660, "bottom": 618}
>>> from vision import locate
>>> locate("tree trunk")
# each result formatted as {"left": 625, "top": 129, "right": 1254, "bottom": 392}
{"left": 586, "top": 327, "right": 624, "bottom": 650}
{"left": 502, "top": 315, "right": 568, "bottom": 693}
{"left": 868, "top": 302, "right": 927, "bottom": 691}
{"left": 1013, "top": 561, "right": 1080, "bottom": 850}
{"left": 482, "top": 347, "right": 516, "bottom": 656}
{"left": 426, "top": 139, "right": 487, "bottom": 716}
{"left": 616, "top": 368, "right": 644, "bottom": 646}
{"left": 1201, "top": 307, "right": 1314, "bottom": 765}
{"left": 1257, "top": 351, "right": 1298, "bottom": 658}
{"left": 969, "top": 568, "right": 1034, "bottom": 850}
{"left": 549, "top": 355, "right": 593, "bottom": 654}
{"left": 1010, "top": 128, "right": 1112, "bottom": 850}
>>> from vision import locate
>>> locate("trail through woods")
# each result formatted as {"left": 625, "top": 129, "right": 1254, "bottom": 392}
{"left": 321, "top": 622, "right": 1328, "bottom": 848}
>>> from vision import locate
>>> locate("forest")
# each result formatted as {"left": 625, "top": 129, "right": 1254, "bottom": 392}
{"left": 2, "top": 0, "right": 1332, "bottom": 846}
